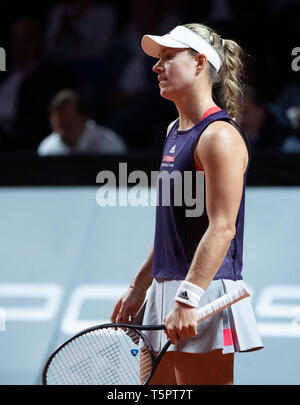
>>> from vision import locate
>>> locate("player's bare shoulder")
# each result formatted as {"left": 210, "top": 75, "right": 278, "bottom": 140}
{"left": 200, "top": 120, "right": 242, "bottom": 144}
{"left": 197, "top": 119, "right": 249, "bottom": 172}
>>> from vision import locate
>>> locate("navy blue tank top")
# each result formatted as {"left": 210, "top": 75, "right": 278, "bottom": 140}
{"left": 152, "top": 108, "right": 251, "bottom": 281}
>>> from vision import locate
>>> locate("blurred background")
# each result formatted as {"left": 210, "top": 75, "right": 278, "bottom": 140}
{"left": 0, "top": 0, "right": 300, "bottom": 385}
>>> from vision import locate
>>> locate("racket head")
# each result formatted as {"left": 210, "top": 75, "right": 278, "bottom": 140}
{"left": 42, "top": 323, "right": 158, "bottom": 386}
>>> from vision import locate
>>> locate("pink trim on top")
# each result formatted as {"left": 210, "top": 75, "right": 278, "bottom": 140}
{"left": 223, "top": 328, "right": 234, "bottom": 346}
{"left": 200, "top": 106, "right": 222, "bottom": 122}
{"left": 194, "top": 106, "right": 222, "bottom": 171}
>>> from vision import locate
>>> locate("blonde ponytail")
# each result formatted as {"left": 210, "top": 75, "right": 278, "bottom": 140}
{"left": 219, "top": 39, "right": 245, "bottom": 119}
{"left": 183, "top": 23, "right": 245, "bottom": 120}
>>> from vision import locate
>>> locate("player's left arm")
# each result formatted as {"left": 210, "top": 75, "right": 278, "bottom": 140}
{"left": 164, "top": 121, "right": 248, "bottom": 343}
{"left": 185, "top": 120, "right": 248, "bottom": 288}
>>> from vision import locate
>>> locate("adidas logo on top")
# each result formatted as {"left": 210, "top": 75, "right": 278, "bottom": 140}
{"left": 178, "top": 290, "right": 189, "bottom": 301}
{"left": 169, "top": 144, "right": 176, "bottom": 153}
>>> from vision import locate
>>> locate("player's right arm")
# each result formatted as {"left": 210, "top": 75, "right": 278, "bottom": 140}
{"left": 110, "top": 121, "right": 177, "bottom": 324}
{"left": 110, "top": 246, "right": 153, "bottom": 323}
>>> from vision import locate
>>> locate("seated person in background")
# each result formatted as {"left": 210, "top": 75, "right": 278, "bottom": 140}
{"left": 275, "top": 82, "right": 300, "bottom": 152}
{"left": 37, "top": 89, "right": 127, "bottom": 156}
{"left": 0, "top": 17, "right": 75, "bottom": 150}
{"left": 283, "top": 104, "right": 300, "bottom": 151}
{"left": 44, "top": 0, "right": 117, "bottom": 120}
{"left": 104, "top": 0, "right": 180, "bottom": 151}
{"left": 45, "top": 0, "right": 116, "bottom": 62}
{"left": 238, "top": 85, "right": 289, "bottom": 152}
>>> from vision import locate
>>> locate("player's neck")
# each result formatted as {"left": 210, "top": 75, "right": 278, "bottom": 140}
{"left": 176, "top": 94, "right": 217, "bottom": 131}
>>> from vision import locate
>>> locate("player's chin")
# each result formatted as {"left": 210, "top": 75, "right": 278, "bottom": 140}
{"left": 159, "top": 88, "right": 176, "bottom": 101}
{"left": 159, "top": 86, "right": 182, "bottom": 103}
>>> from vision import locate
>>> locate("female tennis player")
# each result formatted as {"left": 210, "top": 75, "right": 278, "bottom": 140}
{"left": 111, "top": 23, "right": 263, "bottom": 385}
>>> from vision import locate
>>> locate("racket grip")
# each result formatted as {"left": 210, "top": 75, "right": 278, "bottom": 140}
{"left": 196, "top": 285, "right": 250, "bottom": 323}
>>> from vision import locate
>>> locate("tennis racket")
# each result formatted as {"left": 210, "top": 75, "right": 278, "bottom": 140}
{"left": 42, "top": 284, "right": 250, "bottom": 385}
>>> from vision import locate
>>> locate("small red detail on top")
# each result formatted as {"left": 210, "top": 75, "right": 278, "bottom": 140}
{"left": 163, "top": 155, "right": 175, "bottom": 162}
{"left": 200, "top": 106, "right": 222, "bottom": 122}
{"left": 223, "top": 328, "right": 234, "bottom": 346}
{"left": 194, "top": 106, "right": 221, "bottom": 171}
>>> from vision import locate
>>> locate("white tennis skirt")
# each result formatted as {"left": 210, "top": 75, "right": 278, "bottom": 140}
{"left": 134, "top": 278, "right": 264, "bottom": 355}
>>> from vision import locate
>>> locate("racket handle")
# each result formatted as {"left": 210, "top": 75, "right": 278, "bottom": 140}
{"left": 196, "top": 285, "right": 250, "bottom": 323}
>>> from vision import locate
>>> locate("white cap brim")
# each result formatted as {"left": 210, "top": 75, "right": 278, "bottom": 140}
{"left": 141, "top": 34, "right": 190, "bottom": 58}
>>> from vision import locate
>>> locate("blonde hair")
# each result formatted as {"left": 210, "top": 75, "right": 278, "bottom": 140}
{"left": 183, "top": 23, "right": 245, "bottom": 120}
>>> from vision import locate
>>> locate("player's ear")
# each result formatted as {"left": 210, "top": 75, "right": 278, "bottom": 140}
{"left": 195, "top": 53, "right": 207, "bottom": 73}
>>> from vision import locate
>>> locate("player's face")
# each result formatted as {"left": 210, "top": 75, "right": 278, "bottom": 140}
{"left": 152, "top": 48, "right": 199, "bottom": 101}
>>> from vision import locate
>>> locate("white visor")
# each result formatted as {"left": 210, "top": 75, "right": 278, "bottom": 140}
{"left": 141, "top": 25, "right": 222, "bottom": 72}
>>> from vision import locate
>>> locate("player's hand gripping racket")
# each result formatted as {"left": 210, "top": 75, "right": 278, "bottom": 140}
{"left": 42, "top": 285, "right": 250, "bottom": 385}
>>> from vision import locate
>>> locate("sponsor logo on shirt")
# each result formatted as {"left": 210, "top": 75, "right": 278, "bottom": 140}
{"left": 163, "top": 155, "right": 175, "bottom": 162}
{"left": 169, "top": 144, "right": 176, "bottom": 153}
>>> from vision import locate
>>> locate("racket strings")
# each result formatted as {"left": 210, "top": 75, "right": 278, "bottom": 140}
{"left": 45, "top": 327, "right": 154, "bottom": 385}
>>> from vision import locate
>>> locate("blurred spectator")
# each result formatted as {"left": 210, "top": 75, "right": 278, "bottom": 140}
{"left": 44, "top": 0, "right": 117, "bottom": 118}
{"left": 275, "top": 82, "right": 300, "bottom": 152}
{"left": 267, "top": 0, "right": 300, "bottom": 15}
{"left": 45, "top": 0, "right": 116, "bottom": 62}
{"left": 264, "top": 1, "right": 300, "bottom": 99}
{"left": 208, "top": 0, "right": 233, "bottom": 23}
{"left": 102, "top": 0, "right": 181, "bottom": 151}
{"left": 37, "top": 89, "right": 127, "bottom": 156}
{"left": 238, "top": 85, "right": 289, "bottom": 151}
{"left": 0, "top": 17, "right": 75, "bottom": 151}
